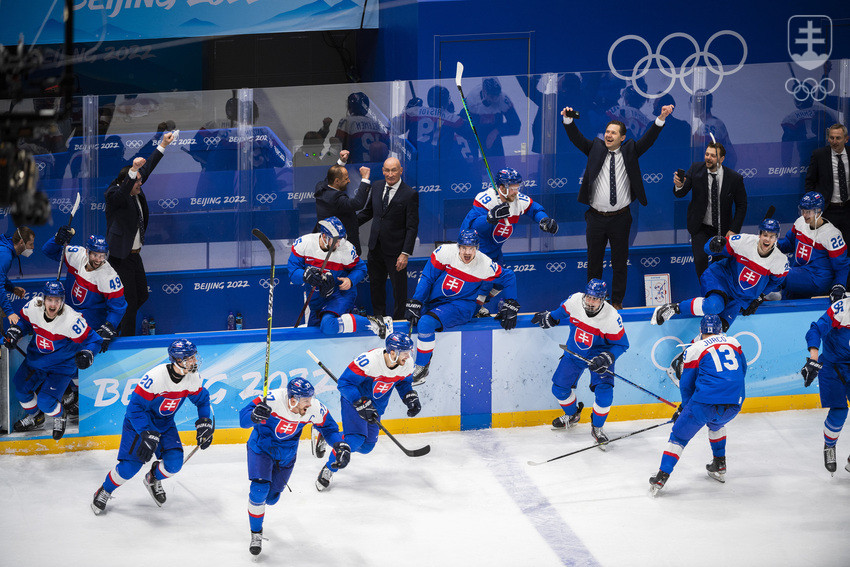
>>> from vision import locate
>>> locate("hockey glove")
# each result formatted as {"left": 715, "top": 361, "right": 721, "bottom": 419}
{"left": 496, "top": 299, "right": 520, "bottom": 330}
{"left": 97, "top": 321, "right": 118, "bottom": 353}
{"left": 332, "top": 442, "right": 351, "bottom": 469}
{"left": 136, "top": 430, "right": 160, "bottom": 462}
{"left": 539, "top": 217, "right": 559, "bottom": 234}
{"left": 4, "top": 324, "right": 23, "bottom": 348}
{"left": 195, "top": 417, "right": 214, "bottom": 449}
{"left": 354, "top": 396, "right": 379, "bottom": 423}
{"left": 486, "top": 202, "right": 511, "bottom": 224}
{"left": 250, "top": 401, "right": 272, "bottom": 424}
{"left": 830, "top": 284, "right": 846, "bottom": 304}
{"left": 403, "top": 391, "right": 421, "bottom": 417}
{"left": 801, "top": 358, "right": 823, "bottom": 387}
{"left": 588, "top": 351, "right": 614, "bottom": 374}
{"left": 740, "top": 294, "right": 766, "bottom": 316}
{"left": 55, "top": 225, "right": 75, "bottom": 247}
{"left": 531, "top": 310, "right": 559, "bottom": 329}
{"left": 75, "top": 350, "right": 94, "bottom": 370}
{"left": 708, "top": 235, "right": 726, "bottom": 254}
{"left": 303, "top": 266, "right": 324, "bottom": 288}
{"left": 671, "top": 405, "right": 683, "bottom": 422}
{"left": 318, "top": 272, "right": 337, "bottom": 298}
{"left": 405, "top": 299, "right": 423, "bottom": 326}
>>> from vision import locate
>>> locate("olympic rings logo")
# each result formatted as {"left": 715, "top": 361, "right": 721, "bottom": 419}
{"left": 57, "top": 203, "right": 73, "bottom": 214}
{"left": 641, "top": 257, "right": 661, "bottom": 267}
{"left": 643, "top": 173, "right": 664, "bottom": 183}
{"left": 37, "top": 162, "right": 46, "bottom": 171}
{"left": 203, "top": 136, "right": 222, "bottom": 146}
{"left": 547, "top": 178, "right": 568, "bottom": 188}
{"left": 451, "top": 183, "right": 471, "bottom": 193}
{"left": 161, "top": 283, "right": 183, "bottom": 294}
{"left": 650, "top": 331, "right": 762, "bottom": 370}
{"left": 125, "top": 139, "right": 145, "bottom": 149}
{"left": 607, "top": 31, "right": 748, "bottom": 98}
{"left": 158, "top": 199, "right": 179, "bottom": 209}
{"left": 546, "top": 262, "right": 567, "bottom": 272}
{"left": 738, "top": 168, "right": 757, "bottom": 178}
{"left": 255, "top": 193, "right": 278, "bottom": 204}
{"left": 259, "top": 278, "right": 280, "bottom": 289}
{"left": 785, "top": 77, "right": 835, "bottom": 102}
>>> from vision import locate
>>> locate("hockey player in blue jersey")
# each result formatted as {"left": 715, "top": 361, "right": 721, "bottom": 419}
{"left": 91, "top": 339, "right": 213, "bottom": 515}
{"left": 404, "top": 229, "right": 519, "bottom": 385}
{"left": 651, "top": 219, "right": 789, "bottom": 331}
{"left": 240, "top": 378, "right": 349, "bottom": 556}
{"left": 531, "top": 279, "right": 628, "bottom": 446}
{"left": 288, "top": 216, "right": 392, "bottom": 338}
{"left": 6, "top": 281, "right": 100, "bottom": 440}
{"left": 316, "top": 332, "right": 419, "bottom": 491}
{"left": 43, "top": 229, "right": 127, "bottom": 352}
{"left": 802, "top": 297, "right": 850, "bottom": 476}
{"left": 649, "top": 314, "right": 747, "bottom": 495}
{"left": 777, "top": 192, "right": 850, "bottom": 301}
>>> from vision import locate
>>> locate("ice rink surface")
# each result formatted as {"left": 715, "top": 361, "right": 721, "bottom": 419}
{"left": 2, "top": 409, "right": 849, "bottom": 567}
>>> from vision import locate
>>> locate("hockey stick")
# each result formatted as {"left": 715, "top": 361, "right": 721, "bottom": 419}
{"left": 183, "top": 445, "right": 199, "bottom": 464}
{"left": 527, "top": 419, "right": 674, "bottom": 466}
{"left": 561, "top": 345, "right": 678, "bottom": 408}
{"left": 455, "top": 62, "right": 503, "bottom": 197}
{"left": 306, "top": 349, "right": 431, "bottom": 457}
{"left": 56, "top": 192, "right": 81, "bottom": 280}
{"left": 293, "top": 236, "right": 339, "bottom": 328}
{"left": 252, "top": 228, "right": 276, "bottom": 400}
{"left": 763, "top": 205, "right": 775, "bottom": 220}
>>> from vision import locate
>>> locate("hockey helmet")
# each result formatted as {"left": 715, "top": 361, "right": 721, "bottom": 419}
{"left": 482, "top": 77, "right": 502, "bottom": 98}
{"left": 495, "top": 167, "right": 522, "bottom": 189}
{"left": 287, "top": 377, "right": 315, "bottom": 400}
{"left": 427, "top": 85, "right": 454, "bottom": 113}
{"left": 582, "top": 279, "right": 607, "bottom": 316}
{"left": 759, "top": 218, "right": 780, "bottom": 235}
{"left": 457, "top": 229, "right": 480, "bottom": 248}
{"left": 799, "top": 191, "right": 825, "bottom": 212}
{"left": 318, "top": 217, "right": 347, "bottom": 242}
{"left": 168, "top": 338, "right": 199, "bottom": 372}
{"left": 347, "top": 92, "right": 370, "bottom": 116}
{"left": 86, "top": 235, "right": 109, "bottom": 255}
{"left": 42, "top": 280, "right": 65, "bottom": 300}
{"left": 700, "top": 314, "right": 723, "bottom": 335}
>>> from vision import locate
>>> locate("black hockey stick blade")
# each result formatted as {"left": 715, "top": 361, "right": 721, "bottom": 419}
{"left": 763, "top": 205, "right": 775, "bottom": 219}
{"left": 252, "top": 228, "right": 276, "bottom": 262}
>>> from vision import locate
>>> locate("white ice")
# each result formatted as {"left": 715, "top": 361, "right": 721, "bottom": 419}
{"left": 2, "top": 409, "right": 849, "bottom": 567}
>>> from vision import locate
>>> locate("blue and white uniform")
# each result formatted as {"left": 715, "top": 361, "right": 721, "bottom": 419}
{"left": 12, "top": 298, "right": 99, "bottom": 418}
{"left": 658, "top": 333, "right": 746, "bottom": 475}
{"left": 411, "top": 243, "right": 516, "bottom": 367}
{"left": 240, "top": 389, "right": 343, "bottom": 533}
{"left": 460, "top": 188, "right": 548, "bottom": 263}
{"left": 778, "top": 217, "right": 849, "bottom": 298}
{"left": 329, "top": 347, "right": 414, "bottom": 469}
{"left": 42, "top": 238, "right": 127, "bottom": 330}
{"left": 549, "top": 293, "right": 629, "bottom": 428}
{"left": 805, "top": 299, "right": 850, "bottom": 448}
{"left": 287, "top": 232, "right": 369, "bottom": 335}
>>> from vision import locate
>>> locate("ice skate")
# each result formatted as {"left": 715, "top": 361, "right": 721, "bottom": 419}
{"left": 311, "top": 428, "right": 327, "bottom": 458}
{"left": 91, "top": 486, "right": 112, "bottom": 515}
{"left": 62, "top": 387, "right": 79, "bottom": 416}
{"left": 249, "top": 531, "right": 263, "bottom": 556}
{"left": 592, "top": 426, "right": 609, "bottom": 450}
{"left": 649, "top": 470, "right": 670, "bottom": 496}
{"left": 706, "top": 456, "right": 727, "bottom": 483}
{"left": 651, "top": 302, "right": 679, "bottom": 326}
{"left": 367, "top": 315, "right": 393, "bottom": 339}
{"left": 824, "top": 444, "right": 837, "bottom": 476}
{"left": 13, "top": 410, "right": 45, "bottom": 433}
{"left": 411, "top": 363, "right": 430, "bottom": 386}
{"left": 52, "top": 410, "right": 67, "bottom": 441}
{"left": 143, "top": 461, "right": 167, "bottom": 506}
{"left": 552, "top": 402, "right": 584, "bottom": 429}
{"left": 316, "top": 465, "right": 334, "bottom": 492}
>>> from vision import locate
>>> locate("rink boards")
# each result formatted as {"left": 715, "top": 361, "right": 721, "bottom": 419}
{"left": 0, "top": 301, "right": 825, "bottom": 454}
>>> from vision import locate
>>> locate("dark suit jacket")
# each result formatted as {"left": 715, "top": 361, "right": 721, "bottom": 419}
{"left": 357, "top": 180, "right": 419, "bottom": 257}
{"left": 805, "top": 145, "right": 850, "bottom": 201}
{"left": 564, "top": 119, "right": 664, "bottom": 207}
{"left": 105, "top": 148, "right": 163, "bottom": 259}
{"left": 674, "top": 163, "right": 747, "bottom": 235}
{"left": 314, "top": 180, "right": 371, "bottom": 255}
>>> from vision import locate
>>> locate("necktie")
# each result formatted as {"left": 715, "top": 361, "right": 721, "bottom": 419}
{"left": 382, "top": 186, "right": 391, "bottom": 211}
{"left": 609, "top": 152, "right": 617, "bottom": 207}
{"left": 838, "top": 153, "right": 848, "bottom": 203}
{"left": 710, "top": 173, "right": 720, "bottom": 235}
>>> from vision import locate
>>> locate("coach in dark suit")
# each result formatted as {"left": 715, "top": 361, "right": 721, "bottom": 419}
{"left": 674, "top": 142, "right": 747, "bottom": 277}
{"left": 357, "top": 157, "right": 419, "bottom": 319}
{"left": 105, "top": 130, "right": 173, "bottom": 336}
{"left": 314, "top": 149, "right": 371, "bottom": 255}
{"left": 562, "top": 103, "right": 673, "bottom": 308}
{"left": 806, "top": 123, "right": 850, "bottom": 245}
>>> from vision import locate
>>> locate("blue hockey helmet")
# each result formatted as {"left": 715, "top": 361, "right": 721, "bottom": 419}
{"left": 42, "top": 280, "right": 65, "bottom": 300}
{"left": 318, "top": 217, "right": 347, "bottom": 242}
{"left": 168, "top": 338, "right": 199, "bottom": 372}
{"left": 347, "top": 91, "right": 370, "bottom": 116}
{"left": 759, "top": 218, "right": 780, "bottom": 235}
{"left": 457, "top": 229, "right": 480, "bottom": 248}
{"left": 700, "top": 314, "right": 723, "bottom": 335}
{"left": 582, "top": 278, "right": 607, "bottom": 315}
{"left": 495, "top": 167, "right": 522, "bottom": 188}
{"left": 287, "top": 377, "right": 315, "bottom": 400}
{"left": 799, "top": 191, "right": 825, "bottom": 212}
{"left": 482, "top": 77, "right": 502, "bottom": 98}
{"left": 427, "top": 85, "right": 454, "bottom": 113}
{"left": 386, "top": 331, "right": 414, "bottom": 355}
{"left": 86, "top": 235, "right": 109, "bottom": 255}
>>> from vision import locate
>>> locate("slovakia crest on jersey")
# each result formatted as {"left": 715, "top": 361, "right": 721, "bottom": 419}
{"left": 795, "top": 241, "right": 813, "bottom": 264}
{"left": 373, "top": 380, "right": 394, "bottom": 398}
{"left": 572, "top": 327, "right": 595, "bottom": 350}
{"left": 738, "top": 267, "right": 762, "bottom": 290}
{"left": 158, "top": 398, "right": 181, "bottom": 416}
{"left": 71, "top": 281, "right": 88, "bottom": 305}
{"left": 274, "top": 418, "right": 299, "bottom": 439}
{"left": 441, "top": 275, "right": 465, "bottom": 296}
{"left": 34, "top": 334, "right": 55, "bottom": 352}
{"left": 492, "top": 221, "right": 514, "bottom": 243}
